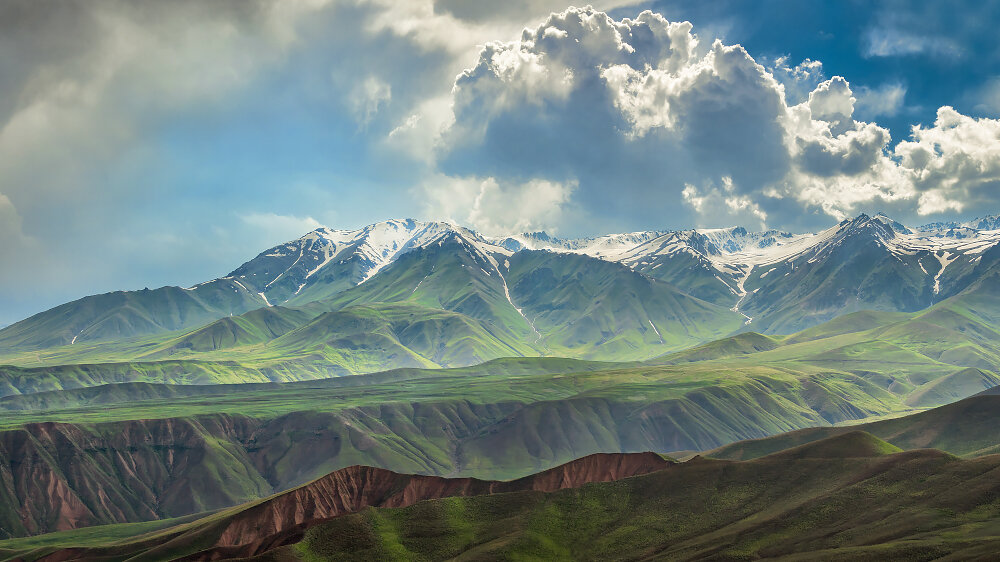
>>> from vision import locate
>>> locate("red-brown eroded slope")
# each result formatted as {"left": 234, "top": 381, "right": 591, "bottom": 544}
{"left": 213, "top": 452, "right": 672, "bottom": 550}
{"left": 36, "top": 452, "right": 672, "bottom": 561}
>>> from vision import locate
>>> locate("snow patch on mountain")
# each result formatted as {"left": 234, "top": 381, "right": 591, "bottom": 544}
{"left": 225, "top": 212, "right": 1000, "bottom": 313}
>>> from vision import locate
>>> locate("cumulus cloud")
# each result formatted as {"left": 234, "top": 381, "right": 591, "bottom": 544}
{"left": 765, "top": 56, "right": 825, "bottom": 105}
{"left": 806, "top": 76, "right": 856, "bottom": 135}
{"left": 895, "top": 107, "right": 1000, "bottom": 215}
{"left": 433, "top": 6, "right": 1000, "bottom": 230}
{"left": 436, "top": 7, "right": 920, "bottom": 231}
{"left": 438, "top": 8, "right": 794, "bottom": 232}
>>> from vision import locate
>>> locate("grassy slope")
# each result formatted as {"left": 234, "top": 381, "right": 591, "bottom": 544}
{"left": 739, "top": 217, "right": 940, "bottom": 334}
{"left": 505, "top": 251, "right": 744, "bottom": 360}
{"left": 0, "top": 358, "right": 929, "bottom": 539}
{"left": 0, "top": 255, "right": 997, "bottom": 541}
{"left": 0, "top": 515, "right": 207, "bottom": 561}
{"left": 710, "top": 392, "right": 1000, "bottom": 461}
{"left": 13, "top": 433, "right": 1000, "bottom": 561}
{"left": 1, "top": 452, "right": 675, "bottom": 561}
{"left": 0, "top": 357, "right": 620, "bottom": 411}
{"left": 0, "top": 300, "right": 545, "bottom": 397}
{"left": 0, "top": 243, "right": 747, "bottom": 374}
{"left": 281, "top": 442, "right": 999, "bottom": 561}
{"left": 0, "top": 280, "right": 266, "bottom": 350}
{"left": 4, "top": 282, "right": 1000, "bottom": 538}
{"left": 651, "top": 277, "right": 1000, "bottom": 385}
{"left": 5, "top": 246, "right": 993, "bottom": 397}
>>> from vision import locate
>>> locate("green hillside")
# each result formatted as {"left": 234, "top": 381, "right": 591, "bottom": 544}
{"left": 505, "top": 251, "right": 744, "bottom": 359}
{"left": 0, "top": 242, "right": 747, "bottom": 372}
{"left": 740, "top": 216, "right": 940, "bottom": 334}
{"left": 10, "top": 434, "right": 1000, "bottom": 561}
{"left": 0, "top": 281, "right": 266, "bottom": 350}
{"left": 0, "top": 229, "right": 998, "bottom": 546}
{"left": 3, "top": 346, "right": 991, "bottom": 539}
{"left": 711, "top": 392, "right": 1000, "bottom": 461}
{"left": 277, "top": 442, "right": 995, "bottom": 561}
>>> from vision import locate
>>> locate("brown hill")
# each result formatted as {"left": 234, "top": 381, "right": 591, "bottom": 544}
{"left": 34, "top": 452, "right": 673, "bottom": 561}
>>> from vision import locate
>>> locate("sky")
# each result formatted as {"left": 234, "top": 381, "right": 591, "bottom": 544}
{"left": 2, "top": 0, "right": 1000, "bottom": 325}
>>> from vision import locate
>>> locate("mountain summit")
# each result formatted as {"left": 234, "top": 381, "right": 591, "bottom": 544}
{"left": 2, "top": 213, "right": 1000, "bottom": 351}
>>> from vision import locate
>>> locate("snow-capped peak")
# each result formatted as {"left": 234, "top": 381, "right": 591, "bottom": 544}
{"left": 224, "top": 219, "right": 518, "bottom": 304}
{"left": 223, "top": 212, "right": 1000, "bottom": 309}
{"left": 489, "top": 229, "right": 668, "bottom": 259}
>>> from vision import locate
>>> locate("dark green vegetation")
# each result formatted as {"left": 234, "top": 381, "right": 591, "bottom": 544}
{"left": 7, "top": 431, "right": 1000, "bottom": 561}
{"left": 710, "top": 392, "right": 1000, "bottom": 461}
{"left": 1, "top": 329, "right": 998, "bottom": 540}
{"left": 274, "top": 435, "right": 1000, "bottom": 561}
{"left": 0, "top": 358, "right": 909, "bottom": 538}
{"left": 0, "top": 452, "right": 674, "bottom": 561}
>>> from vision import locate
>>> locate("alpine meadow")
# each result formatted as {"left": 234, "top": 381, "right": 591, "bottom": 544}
{"left": 3, "top": 2, "right": 1000, "bottom": 561}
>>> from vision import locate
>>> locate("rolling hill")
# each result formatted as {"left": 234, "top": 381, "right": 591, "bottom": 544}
{"left": 8, "top": 432, "right": 1000, "bottom": 561}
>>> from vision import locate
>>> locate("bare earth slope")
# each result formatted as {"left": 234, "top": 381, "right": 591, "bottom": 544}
{"left": 15, "top": 452, "right": 672, "bottom": 561}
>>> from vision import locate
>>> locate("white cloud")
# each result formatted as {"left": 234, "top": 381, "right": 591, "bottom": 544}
{"left": 350, "top": 75, "right": 392, "bottom": 127}
{"left": 239, "top": 211, "right": 323, "bottom": 241}
{"left": 436, "top": 6, "right": 1000, "bottom": 227}
{"left": 766, "top": 56, "right": 825, "bottom": 105}
{"left": 864, "top": 27, "right": 962, "bottom": 58}
{"left": 682, "top": 177, "right": 767, "bottom": 229}
{"left": 418, "top": 174, "right": 576, "bottom": 235}
{"left": 439, "top": 7, "right": 915, "bottom": 229}
{"left": 855, "top": 82, "right": 907, "bottom": 118}
{"left": 807, "top": 76, "right": 855, "bottom": 135}
{"left": 895, "top": 106, "right": 1000, "bottom": 215}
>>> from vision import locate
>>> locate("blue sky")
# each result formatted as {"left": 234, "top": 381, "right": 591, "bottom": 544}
{"left": 630, "top": 0, "right": 1000, "bottom": 137}
{"left": 1, "top": 0, "right": 999, "bottom": 324}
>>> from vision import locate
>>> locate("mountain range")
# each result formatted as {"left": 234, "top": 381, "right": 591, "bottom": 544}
{"left": 4, "top": 211, "right": 1000, "bottom": 557}
{"left": 2, "top": 212, "right": 1000, "bottom": 370}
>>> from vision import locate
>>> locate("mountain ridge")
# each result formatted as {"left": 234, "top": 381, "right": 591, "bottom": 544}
{"left": 3, "top": 212, "right": 1000, "bottom": 353}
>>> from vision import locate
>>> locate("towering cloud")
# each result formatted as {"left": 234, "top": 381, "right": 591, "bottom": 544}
{"left": 428, "top": 6, "right": 1000, "bottom": 231}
